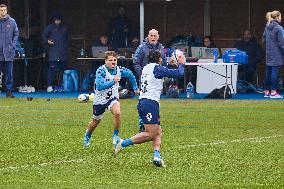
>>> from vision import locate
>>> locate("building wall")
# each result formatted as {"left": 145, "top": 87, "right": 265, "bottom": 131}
{"left": 43, "top": 0, "right": 205, "bottom": 67}
{"left": 9, "top": 0, "right": 284, "bottom": 88}
{"left": 43, "top": 0, "right": 284, "bottom": 60}
{"left": 212, "top": 0, "right": 284, "bottom": 47}
{"left": 210, "top": 0, "right": 284, "bottom": 83}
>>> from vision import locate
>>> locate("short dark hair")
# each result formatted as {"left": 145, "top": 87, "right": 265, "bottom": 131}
{"left": 203, "top": 35, "right": 213, "bottom": 42}
{"left": 0, "top": 4, "right": 7, "bottom": 8}
{"left": 243, "top": 29, "right": 252, "bottom": 34}
{"left": 100, "top": 34, "right": 108, "bottom": 39}
{"left": 148, "top": 50, "right": 161, "bottom": 63}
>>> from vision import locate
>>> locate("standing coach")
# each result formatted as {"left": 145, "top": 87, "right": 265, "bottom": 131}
{"left": 0, "top": 4, "right": 19, "bottom": 98}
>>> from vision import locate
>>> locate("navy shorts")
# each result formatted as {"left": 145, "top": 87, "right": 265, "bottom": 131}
{"left": 137, "top": 98, "right": 160, "bottom": 125}
{"left": 93, "top": 97, "right": 119, "bottom": 120}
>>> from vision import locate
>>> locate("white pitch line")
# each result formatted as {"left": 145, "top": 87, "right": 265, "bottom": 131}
{"left": 0, "top": 106, "right": 16, "bottom": 108}
{"left": 0, "top": 159, "right": 84, "bottom": 172}
{"left": 177, "top": 135, "right": 283, "bottom": 149}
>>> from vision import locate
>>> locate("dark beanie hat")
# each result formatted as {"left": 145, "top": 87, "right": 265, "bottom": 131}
{"left": 52, "top": 13, "right": 63, "bottom": 21}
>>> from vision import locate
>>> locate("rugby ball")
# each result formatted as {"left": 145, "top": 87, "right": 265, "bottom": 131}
{"left": 170, "top": 49, "right": 185, "bottom": 65}
{"left": 78, "top": 94, "right": 89, "bottom": 102}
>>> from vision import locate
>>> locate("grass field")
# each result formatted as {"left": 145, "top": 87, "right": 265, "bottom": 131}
{"left": 0, "top": 98, "right": 283, "bottom": 189}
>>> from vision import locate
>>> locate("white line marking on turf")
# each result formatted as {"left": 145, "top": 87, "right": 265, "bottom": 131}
{"left": 177, "top": 135, "right": 283, "bottom": 149}
{"left": 0, "top": 106, "right": 15, "bottom": 108}
{"left": 3, "top": 180, "right": 70, "bottom": 184}
{"left": 0, "top": 159, "right": 84, "bottom": 172}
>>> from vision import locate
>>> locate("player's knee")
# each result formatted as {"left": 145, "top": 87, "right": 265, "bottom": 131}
{"left": 149, "top": 132, "right": 156, "bottom": 140}
{"left": 90, "top": 119, "right": 100, "bottom": 127}
{"left": 112, "top": 110, "right": 121, "bottom": 118}
{"left": 158, "top": 127, "right": 162, "bottom": 137}
{"left": 150, "top": 128, "right": 161, "bottom": 138}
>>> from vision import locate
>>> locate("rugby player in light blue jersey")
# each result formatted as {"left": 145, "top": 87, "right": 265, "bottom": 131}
{"left": 83, "top": 51, "right": 139, "bottom": 150}
{"left": 114, "top": 50, "right": 185, "bottom": 167}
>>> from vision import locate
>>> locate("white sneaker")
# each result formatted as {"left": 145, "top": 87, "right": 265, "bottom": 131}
{"left": 18, "top": 85, "right": 32, "bottom": 93}
{"left": 264, "top": 90, "right": 270, "bottom": 98}
{"left": 47, "top": 86, "right": 53, "bottom": 92}
{"left": 153, "top": 157, "right": 166, "bottom": 167}
{"left": 270, "top": 93, "right": 283, "bottom": 99}
{"left": 114, "top": 139, "right": 124, "bottom": 157}
{"left": 264, "top": 94, "right": 270, "bottom": 98}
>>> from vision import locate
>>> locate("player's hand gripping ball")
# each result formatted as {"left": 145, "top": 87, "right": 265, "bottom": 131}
{"left": 170, "top": 49, "right": 185, "bottom": 66}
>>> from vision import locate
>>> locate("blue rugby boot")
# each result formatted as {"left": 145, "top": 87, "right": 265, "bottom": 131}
{"left": 112, "top": 134, "right": 121, "bottom": 148}
{"left": 153, "top": 150, "right": 166, "bottom": 167}
{"left": 83, "top": 130, "right": 92, "bottom": 149}
{"left": 138, "top": 117, "right": 145, "bottom": 132}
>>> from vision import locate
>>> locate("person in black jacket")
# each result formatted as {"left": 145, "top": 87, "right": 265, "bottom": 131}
{"left": 108, "top": 6, "right": 132, "bottom": 48}
{"left": 203, "top": 35, "right": 216, "bottom": 48}
{"left": 234, "top": 30, "right": 263, "bottom": 83}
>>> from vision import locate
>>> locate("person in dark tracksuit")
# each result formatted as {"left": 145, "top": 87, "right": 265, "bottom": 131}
{"left": 262, "top": 11, "right": 284, "bottom": 98}
{"left": 108, "top": 6, "right": 132, "bottom": 48}
{"left": 0, "top": 4, "right": 19, "bottom": 98}
{"left": 234, "top": 30, "right": 263, "bottom": 83}
{"left": 133, "top": 29, "right": 167, "bottom": 79}
{"left": 43, "top": 14, "right": 70, "bottom": 92}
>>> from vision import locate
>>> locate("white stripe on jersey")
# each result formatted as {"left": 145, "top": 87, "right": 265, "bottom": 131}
{"left": 94, "top": 65, "right": 121, "bottom": 105}
{"left": 139, "top": 63, "right": 163, "bottom": 102}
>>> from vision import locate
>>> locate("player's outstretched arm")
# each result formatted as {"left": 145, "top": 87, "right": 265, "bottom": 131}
{"left": 154, "top": 52, "right": 185, "bottom": 78}
{"left": 120, "top": 67, "right": 139, "bottom": 91}
{"left": 153, "top": 64, "right": 185, "bottom": 79}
